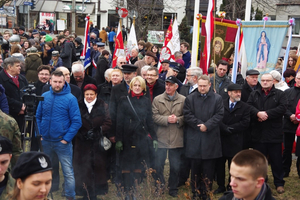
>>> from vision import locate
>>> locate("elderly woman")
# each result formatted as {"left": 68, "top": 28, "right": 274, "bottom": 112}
{"left": 73, "top": 84, "right": 112, "bottom": 200}
{"left": 115, "top": 76, "right": 157, "bottom": 199}
{"left": 10, "top": 151, "right": 52, "bottom": 200}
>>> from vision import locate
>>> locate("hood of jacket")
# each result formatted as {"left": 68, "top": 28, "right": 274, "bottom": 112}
{"left": 50, "top": 81, "right": 71, "bottom": 95}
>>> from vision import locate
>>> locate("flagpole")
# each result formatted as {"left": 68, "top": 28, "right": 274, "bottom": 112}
{"left": 191, "top": 0, "right": 200, "bottom": 68}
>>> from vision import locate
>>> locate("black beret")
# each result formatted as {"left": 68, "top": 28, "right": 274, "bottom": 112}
{"left": 246, "top": 69, "right": 260, "bottom": 76}
{"left": 121, "top": 64, "right": 137, "bottom": 73}
{"left": 169, "top": 62, "right": 180, "bottom": 72}
{"left": 0, "top": 136, "right": 12, "bottom": 155}
{"left": 165, "top": 76, "right": 178, "bottom": 84}
{"left": 208, "top": 67, "right": 215, "bottom": 74}
{"left": 227, "top": 83, "right": 242, "bottom": 91}
{"left": 12, "top": 151, "right": 52, "bottom": 179}
{"left": 40, "top": 31, "right": 46, "bottom": 36}
{"left": 19, "top": 26, "right": 25, "bottom": 31}
{"left": 161, "top": 59, "right": 170, "bottom": 64}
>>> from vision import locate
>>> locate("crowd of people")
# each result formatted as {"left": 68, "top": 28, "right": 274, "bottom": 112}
{"left": 0, "top": 26, "right": 299, "bottom": 200}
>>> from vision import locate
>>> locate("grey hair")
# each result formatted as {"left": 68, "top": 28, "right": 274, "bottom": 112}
{"left": 141, "top": 65, "right": 151, "bottom": 72}
{"left": 117, "top": 56, "right": 126, "bottom": 63}
{"left": 72, "top": 62, "right": 84, "bottom": 73}
{"left": 187, "top": 67, "right": 203, "bottom": 78}
{"left": 174, "top": 51, "right": 183, "bottom": 58}
{"left": 105, "top": 68, "right": 113, "bottom": 79}
{"left": 3, "top": 57, "right": 20, "bottom": 69}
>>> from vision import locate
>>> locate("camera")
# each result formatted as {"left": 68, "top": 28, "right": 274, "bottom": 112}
{"left": 22, "top": 84, "right": 44, "bottom": 116}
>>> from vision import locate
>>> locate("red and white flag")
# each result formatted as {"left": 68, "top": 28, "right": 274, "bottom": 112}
{"left": 158, "top": 19, "right": 173, "bottom": 73}
{"left": 167, "top": 18, "right": 180, "bottom": 61}
{"left": 112, "top": 21, "right": 125, "bottom": 68}
{"left": 202, "top": 0, "right": 215, "bottom": 74}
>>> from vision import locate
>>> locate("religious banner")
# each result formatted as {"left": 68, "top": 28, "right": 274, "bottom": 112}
{"left": 200, "top": 17, "right": 238, "bottom": 74}
{"left": 112, "top": 21, "right": 125, "bottom": 68}
{"left": 147, "top": 30, "right": 164, "bottom": 44}
{"left": 242, "top": 21, "right": 289, "bottom": 75}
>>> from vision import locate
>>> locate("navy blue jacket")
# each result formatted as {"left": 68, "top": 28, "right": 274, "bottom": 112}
{"left": 0, "top": 84, "right": 9, "bottom": 114}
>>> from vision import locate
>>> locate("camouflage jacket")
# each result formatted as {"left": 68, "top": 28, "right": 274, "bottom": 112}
{"left": 0, "top": 110, "right": 22, "bottom": 167}
{"left": 0, "top": 172, "right": 14, "bottom": 200}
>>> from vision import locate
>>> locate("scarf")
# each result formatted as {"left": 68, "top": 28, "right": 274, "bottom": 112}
{"left": 214, "top": 72, "right": 227, "bottom": 94}
{"left": 131, "top": 91, "right": 144, "bottom": 99}
{"left": 232, "top": 183, "right": 267, "bottom": 200}
{"left": 147, "top": 82, "right": 155, "bottom": 101}
{"left": 84, "top": 98, "right": 97, "bottom": 113}
{"left": 4, "top": 69, "right": 19, "bottom": 88}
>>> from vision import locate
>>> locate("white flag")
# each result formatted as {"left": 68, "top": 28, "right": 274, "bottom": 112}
{"left": 167, "top": 18, "right": 180, "bottom": 61}
{"left": 126, "top": 24, "right": 138, "bottom": 62}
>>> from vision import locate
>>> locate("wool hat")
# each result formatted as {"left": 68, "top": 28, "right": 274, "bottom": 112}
{"left": 45, "top": 35, "right": 53, "bottom": 42}
{"left": 83, "top": 84, "right": 97, "bottom": 93}
{"left": 269, "top": 70, "right": 282, "bottom": 82}
{"left": 52, "top": 51, "right": 59, "bottom": 57}
{"left": 11, "top": 151, "right": 52, "bottom": 179}
{"left": 227, "top": 83, "right": 242, "bottom": 91}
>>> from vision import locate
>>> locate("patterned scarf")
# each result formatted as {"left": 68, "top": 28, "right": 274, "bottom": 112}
{"left": 4, "top": 69, "right": 19, "bottom": 88}
{"left": 232, "top": 183, "right": 267, "bottom": 200}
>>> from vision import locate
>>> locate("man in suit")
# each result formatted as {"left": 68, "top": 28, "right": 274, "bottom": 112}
{"left": 183, "top": 75, "right": 224, "bottom": 200}
{"left": 214, "top": 83, "right": 250, "bottom": 194}
{"left": 178, "top": 66, "right": 202, "bottom": 187}
{"left": 0, "top": 57, "right": 28, "bottom": 131}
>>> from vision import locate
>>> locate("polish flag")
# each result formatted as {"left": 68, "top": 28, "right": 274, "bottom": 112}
{"left": 126, "top": 23, "right": 138, "bottom": 63}
{"left": 112, "top": 21, "right": 125, "bottom": 68}
{"left": 157, "top": 19, "right": 173, "bottom": 73}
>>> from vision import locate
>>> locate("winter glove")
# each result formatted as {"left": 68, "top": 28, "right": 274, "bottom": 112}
{"left": 115, "top": 141, "right": 123, "bottom": 153}
{"left": 153, "top": 140, "right": 158, "bottom": 152}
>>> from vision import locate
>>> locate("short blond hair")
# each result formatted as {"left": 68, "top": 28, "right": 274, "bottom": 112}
{"left": 129, "top": 76, "right": 146, "bottom": 92}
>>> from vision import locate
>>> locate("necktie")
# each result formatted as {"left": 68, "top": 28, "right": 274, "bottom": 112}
{"left": 189, "top": 86, "right": 193, "bottom": 94}
{"left": 230, "top": 103, "right": 234, "bottom": 111}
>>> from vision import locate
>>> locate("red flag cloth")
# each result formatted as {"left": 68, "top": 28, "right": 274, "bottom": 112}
{"left": 158, "top": 19, "right": 173, "bottom": 73}
{"left": 112, "top": 22, "right": 125, "bottom": 68}
{"left": 200, "top": 17, "right": 238, "bottom": 74}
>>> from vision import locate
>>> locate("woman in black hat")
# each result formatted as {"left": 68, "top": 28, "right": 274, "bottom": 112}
{"left": 9, "top": 151, "right": 52, "bottom": 200}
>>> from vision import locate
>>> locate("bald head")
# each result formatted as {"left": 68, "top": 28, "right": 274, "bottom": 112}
{"left": 56, "top": 66, "right": 71, "bottom": 83}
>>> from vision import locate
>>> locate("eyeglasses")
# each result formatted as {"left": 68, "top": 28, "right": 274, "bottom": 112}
{"left": 120, "top": 62, "right": 127, "bottom": 64}
{"left": 186, "top": 74, "right": 194, "bottom": 77}
{"left": 147, "top": 74, "right": 157, "bottom": 77}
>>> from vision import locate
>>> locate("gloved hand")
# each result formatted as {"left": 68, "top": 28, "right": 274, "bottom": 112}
{"left": 226, "top": 127, "right": 234, "bottom": 134}
{"left": 115, "top": 141, "right": 123, "bottom": 153}
{"left": 153, "top": 140, "right": 158, "bottom": 152}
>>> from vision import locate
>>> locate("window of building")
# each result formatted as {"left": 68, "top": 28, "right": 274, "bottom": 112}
{"left": 291, "top": 16, "right": 300, "bottom": 35}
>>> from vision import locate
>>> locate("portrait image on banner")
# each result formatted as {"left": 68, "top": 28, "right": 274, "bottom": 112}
{"left": 200, "top": 17, "right": 238, "bottom": 68}
{"left": 242, "top": 21, "right": 288, "bottom": 75}
{"left": 39, "top": 12, "right": 55, "bottom": 31}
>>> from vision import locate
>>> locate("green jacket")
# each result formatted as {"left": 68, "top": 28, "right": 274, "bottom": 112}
{"left": 0, "top": 172, "right": 14, "bottom": 200}
{"left": 0, "top": 110, "right": 23, "bottom": 167}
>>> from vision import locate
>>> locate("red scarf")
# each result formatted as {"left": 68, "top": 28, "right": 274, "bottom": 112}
{"left": 131, "top": 91, "right": 144, "bottom": 99}
{"left": 4, "top": 69, "right": 19, "bottom": 88}
{"left": 146, "top": 82, "right": 155, "bottom": 101}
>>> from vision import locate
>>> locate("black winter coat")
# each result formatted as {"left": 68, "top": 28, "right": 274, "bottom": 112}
{"left": 70, "top": 73, "right": 97, "bottom": 95}
{"left": 241, "top": 81, "right": 262, "bottom": 102}
{"left": 183, "top": 89, "right": 224, "bottom": 159}
{"left": 116, "top": 94, "right": 156, "bottom": 170}
{"left": 179, "top": 83, "right": 197, "bottom": 97}
{"left": 210, "top": 77, "right": 232, "bottom": 100}
{"left": 73, "top": 98, "right": 111, "bottom": 196}
{"left": 0, "top": 70, "right": 28, "bottom": 130}
{"left": 147, "top": 79, "right": 165, "bottom": 102}
{"left": 247, "top": 86, "right": 287, "bottom": 143}
{"left": 97, "top": 81, "right": 112, "bottom": 105}
{"left": 60, "top": 40, "right": 73, "bottom": 69}
{"left": 95, "top": 56, "right": 109, "bottom": 85}
{"left": 219, "top": 99, "right": 250, "bottom": 157}
{"left": 283, "top": 86, "right": 300, "bottom": 133}
{"left": 109, "top": 81, "right": 151, "bottom": 138}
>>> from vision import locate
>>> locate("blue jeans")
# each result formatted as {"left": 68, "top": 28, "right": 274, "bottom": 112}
{"left": 42, "top": 140, "right": 75, "bottom": 198}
